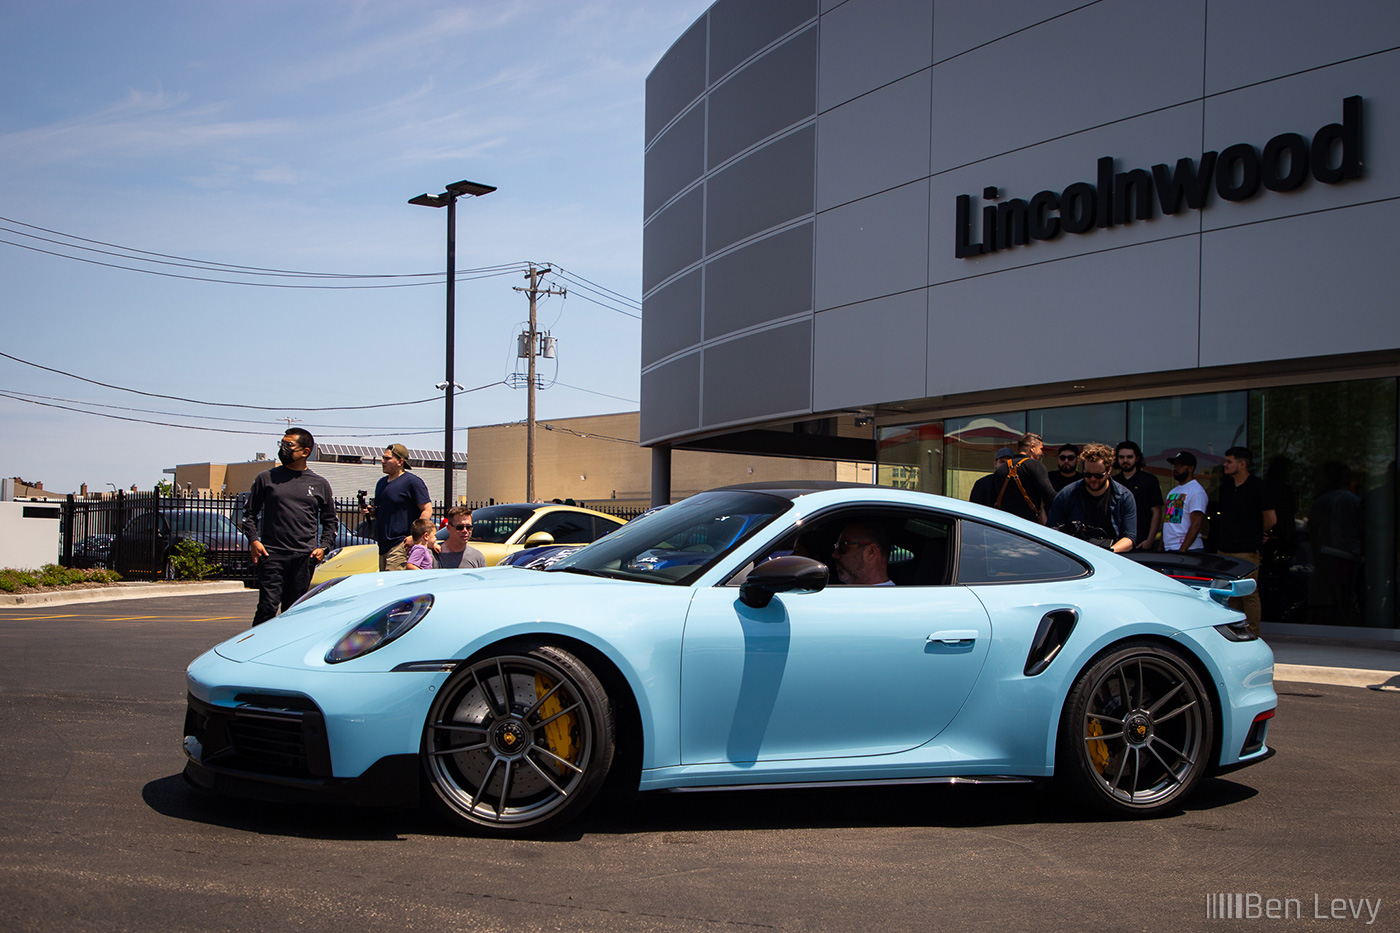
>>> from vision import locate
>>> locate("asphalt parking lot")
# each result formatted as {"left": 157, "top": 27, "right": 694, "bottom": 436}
{"left": 1, "top": 590, "right": 1396, "bottom": 932}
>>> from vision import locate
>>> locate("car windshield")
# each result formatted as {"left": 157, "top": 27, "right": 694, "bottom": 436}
{"left": 165, "top": 512, "right": 242, "bottom": 534}
{"left": 470, "top": 506, "right": 535, "bottom": 544}
{"left": 547, "top": 490, "right": 791, "bottom": 585}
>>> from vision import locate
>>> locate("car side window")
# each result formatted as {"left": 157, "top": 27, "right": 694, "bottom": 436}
{"left": 125, "top": 514, "right": 156, "bottom": 535}
{"left": 592, "top": 515, "right": 625, "bottom": 539}
{"left": 528, "top": 512, "right": 593, "bottom": 544}
{"left": 738, "top": 508, "right": 955, "bottom": 586}
{"left": 957, "top": 521, "right": 1089, "bottom": 584}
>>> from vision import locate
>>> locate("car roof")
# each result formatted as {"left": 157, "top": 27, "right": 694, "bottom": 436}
{"left": 704, "top": 480, "right": 882, "bottom": 500}
{"left": 474, "top": 502, "right": 627, "bottom": 520}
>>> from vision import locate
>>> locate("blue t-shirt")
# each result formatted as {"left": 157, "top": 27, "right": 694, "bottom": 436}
{"left": 373, "top": 471, "right": 431, "bottom": 552}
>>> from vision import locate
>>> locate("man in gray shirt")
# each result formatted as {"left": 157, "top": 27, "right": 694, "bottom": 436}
{"left": 240, "top": 429, "right": 338, "bottom": 624}
{"left": 438, "top": 505, "right": 485, "bottom": 569}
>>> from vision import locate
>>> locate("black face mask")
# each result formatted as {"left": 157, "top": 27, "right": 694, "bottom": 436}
{"left": 278, "top": 447, "right": 294, "bottom": 466}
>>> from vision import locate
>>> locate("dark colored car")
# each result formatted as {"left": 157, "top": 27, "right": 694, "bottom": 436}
{"left": 105, "top": 509, "right": 248, "bottom": 579}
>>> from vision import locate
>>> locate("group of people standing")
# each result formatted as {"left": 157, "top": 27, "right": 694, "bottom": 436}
{"left": 970, "top": 433, "right": 1276, "bottom": 634}
{"left": 238, "top": 433, "right": 484, "bottom": 627}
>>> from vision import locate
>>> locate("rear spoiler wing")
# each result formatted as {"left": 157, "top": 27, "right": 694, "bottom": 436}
{"left": 1122, "top": 551, "right": 1258, "bottom": 605}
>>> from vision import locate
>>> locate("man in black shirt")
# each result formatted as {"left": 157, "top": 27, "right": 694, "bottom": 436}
{"left": 1049, "top": 444, "right": 1080, "bottom": 492}
{"left": 1114, "top": 440, "right": 1164, "bottom": 550}
{"left": 240, "top": 429, "right": 338, "bottom": 625}
{"left": 987, "top": 433, "right": 1057, "bottom": 524}
{"left": 969, "top": 448, "right": 1013, "bottom": 507}
{"left": 1213, "top": 446, "right": 1277, "bottom": 635}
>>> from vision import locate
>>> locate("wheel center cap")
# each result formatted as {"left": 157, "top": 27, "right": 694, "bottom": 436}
{"left": 493, "top": 720, "right": 529, "bottom": 755}
{"left": 1125, "top": 713, "right": 1153, "bottom": 746}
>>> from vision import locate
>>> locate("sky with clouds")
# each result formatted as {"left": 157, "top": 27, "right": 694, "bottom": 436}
{"left": 0, "top": 0, "right": 712, "bottom": 494}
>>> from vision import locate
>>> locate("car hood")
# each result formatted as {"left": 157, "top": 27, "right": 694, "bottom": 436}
{"left": 212, "top": 565, "right": 616, "bottom": 663}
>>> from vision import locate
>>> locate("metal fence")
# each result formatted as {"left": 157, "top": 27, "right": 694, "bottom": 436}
{"left": 58, "top": 492, "right": 650, "bottom": 581}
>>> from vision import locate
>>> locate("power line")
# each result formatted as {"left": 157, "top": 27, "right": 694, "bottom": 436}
{"left": 545, "top": 265, "right": 642, "bottom": 320}
{"left": 0, "top": 388, "right": 444, "bottom": 431}
{"left": 551, "top": 380, "right": 638, "bottom": 404}
{"left": 0, "top": 389, "right": 449, "bottom": 438}
{"left": 561, "top": 288, "right": 642, "bottom": 319}
{"left": 539, "top": 421, "right": 638, "bottom": 445}
{"left": 544, "top": 263, "right": 642, "bottom": 308}
{"left": 0, "top": 348, "right": 505, "bottom": 411}
{"left": 0, "top": 237, "right": 527, "bottom": 289}
{"left": 0, "top": 214, "right": 525, "bottom": 280}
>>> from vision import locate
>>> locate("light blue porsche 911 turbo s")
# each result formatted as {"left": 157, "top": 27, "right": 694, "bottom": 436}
{"left": 183, "top": 482, "right": 1276, "bottom": 835}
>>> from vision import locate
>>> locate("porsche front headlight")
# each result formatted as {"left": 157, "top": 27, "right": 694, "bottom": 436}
{"left": 326, "top": 595, "right": 434, "bottom": 663}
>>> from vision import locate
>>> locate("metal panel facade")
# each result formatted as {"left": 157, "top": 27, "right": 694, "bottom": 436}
{"left": 641, "top": 0, "right": 1400, "bottom": 448}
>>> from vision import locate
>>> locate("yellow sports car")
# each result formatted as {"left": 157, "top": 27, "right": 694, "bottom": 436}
{"left": 310, "top": 503, "right": 626, "bottom": 584}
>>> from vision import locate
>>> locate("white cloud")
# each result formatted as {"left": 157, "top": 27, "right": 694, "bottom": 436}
{"left": 0, "top": 87, "right": 291, "bottom": 165}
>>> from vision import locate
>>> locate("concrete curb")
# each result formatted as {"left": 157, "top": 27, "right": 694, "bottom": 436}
{"left": 1274, "top": 664, "right": 1400, "bottom": 691}
{"left": 0, "top": 580, "right": 249, "bottom": 607}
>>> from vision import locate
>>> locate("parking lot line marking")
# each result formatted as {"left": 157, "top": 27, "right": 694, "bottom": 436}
{"left": 102, "top": 616, "right": 159, "bottom": 621}
{"left": 187, "top": 616, "right": 242, "bottom": 621}
{"left": 1, "top": 614, "right": 80, "bottom": 620}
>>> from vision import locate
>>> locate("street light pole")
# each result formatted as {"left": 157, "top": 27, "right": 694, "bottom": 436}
{"left": 409, "top": 179, "right": 496, "bottom": 508}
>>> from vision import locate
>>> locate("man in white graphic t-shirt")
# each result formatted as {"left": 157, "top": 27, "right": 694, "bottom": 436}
{"left": 1161, "top": 450, "right": 1207, "bottom": 552}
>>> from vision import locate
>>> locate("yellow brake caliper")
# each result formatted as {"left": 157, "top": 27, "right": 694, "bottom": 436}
{"left": 534, "top": 675, "right": 576, "bottom": 774}
{"left": 1086, "top": 718, "right": 1110, "bottom": 773}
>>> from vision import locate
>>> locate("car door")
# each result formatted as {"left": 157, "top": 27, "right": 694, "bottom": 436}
{"left": 117, "top": 513, "right": 162, "bottom": 575}
{"left": 678, "top": 508, "right": 993, "bottom": 765}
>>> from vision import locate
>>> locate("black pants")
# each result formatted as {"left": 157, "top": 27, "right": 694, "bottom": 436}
{"left": 253, "top": 551, "right": 315, "bottom": 625}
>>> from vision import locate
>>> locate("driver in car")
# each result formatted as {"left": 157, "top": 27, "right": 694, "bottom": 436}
{"left": 831, "top": 522, "right": 894, "bottom": 586}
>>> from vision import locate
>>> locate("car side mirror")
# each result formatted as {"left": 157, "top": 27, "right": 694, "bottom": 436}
{"left": 525, "top": 532, "right": 555, "bottom": 546}
{"left": 739, "top": 556, "right": 829, "bottom": 609}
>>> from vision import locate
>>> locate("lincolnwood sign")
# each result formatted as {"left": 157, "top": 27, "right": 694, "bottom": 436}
{"left": 954, "top": 96, "right": 1363, "bottom": 258}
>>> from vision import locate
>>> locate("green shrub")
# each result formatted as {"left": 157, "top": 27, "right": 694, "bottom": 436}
{"left": 0, "top": 565, "right": 122, "bottom": 591}
{"left": 169, "top": 539, "right": 218, "bottom": 580}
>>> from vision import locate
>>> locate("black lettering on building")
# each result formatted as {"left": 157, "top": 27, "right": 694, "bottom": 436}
{"left": 1154, "top": 153, "right": 1217, "bottom": 214}
{"left": 1114, "top": 167, "right": 1155, "bottom": 223}
{"left": 955, "top": 96, "right": 1365, "bottom": 257}
{"left": 1216, "top": 143, "right": 1262, "bottom": 202}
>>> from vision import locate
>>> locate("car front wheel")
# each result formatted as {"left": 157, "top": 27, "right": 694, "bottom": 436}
{"left": 1057, "top": 640, "right": 1214, "bottom": 816}
{"left": 422, "top": 644, "right": 615, "bottom": 835}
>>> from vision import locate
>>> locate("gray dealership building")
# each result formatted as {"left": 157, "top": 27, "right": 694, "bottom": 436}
{"left": 640, "top": 0, "right": 1400, "bottom": 638}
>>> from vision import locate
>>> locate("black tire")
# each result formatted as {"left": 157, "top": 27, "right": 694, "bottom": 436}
{"left": 162, "top": 560, "right": 176, "bottom": 581}
{"left": 1056, "top": 640, "right": 1214, "bottom": 817}
{"left": 422, "top": 644, "right": 615, "bottom": 835}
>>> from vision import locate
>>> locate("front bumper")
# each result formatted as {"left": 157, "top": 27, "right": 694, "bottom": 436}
{"left": 182, "top": 692, "right": 420, "bottom": 807}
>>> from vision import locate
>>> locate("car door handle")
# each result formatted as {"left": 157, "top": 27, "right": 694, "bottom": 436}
{"left": 928, "top": 630, "right": 978, "bottom": 644}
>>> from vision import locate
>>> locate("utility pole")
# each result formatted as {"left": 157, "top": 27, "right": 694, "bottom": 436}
{"left": 513, "top": 264, "right": 565, "bottom": 502}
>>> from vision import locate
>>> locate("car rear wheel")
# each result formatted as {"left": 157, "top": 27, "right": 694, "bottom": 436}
{"left": 422, "top": 644, "right": 614, "bottom": 835}
{"left": 1057, "top": 640, "right": 1213, "bottom": 816}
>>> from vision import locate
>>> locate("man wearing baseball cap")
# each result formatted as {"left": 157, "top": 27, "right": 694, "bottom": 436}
{"left": 968, "top": 447, "right": 1014, "bottom": 507}
{"left": 365, "top": 443, "right": 433, "bottom": 571}
{"left": 1162, "top": 450, "right": 1207, "bottom": 552}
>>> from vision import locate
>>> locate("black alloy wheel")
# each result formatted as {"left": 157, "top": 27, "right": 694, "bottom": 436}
{"left": 422, "top": 644, "right": 615, "bottom": 835}
{"left": 1058, "top": 640, "right": 1214, "bottom": 816}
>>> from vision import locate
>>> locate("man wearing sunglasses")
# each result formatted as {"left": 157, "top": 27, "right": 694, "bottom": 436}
{"left": 1049, "top": 444, "right": 1080, "bottom": 492}
{"left": 831, "top": 522, "right": 893, "bottom": 586}
{"left": 240, "top": 429, "right": 339, "bottom": 624}
{"left": 439, "top": 505, "right": 485, "bottom": 569}
{"left": 1047, "top": 442, "right": 1137, "bottom": 553}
